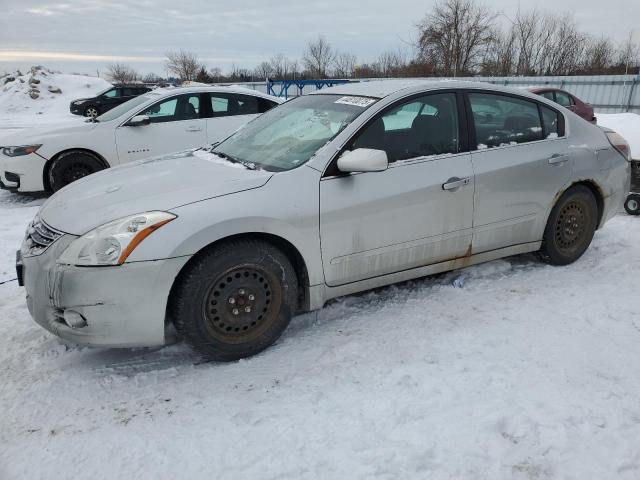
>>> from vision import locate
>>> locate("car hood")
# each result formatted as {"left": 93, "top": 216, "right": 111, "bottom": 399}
{"left": 39, "top": 149, "right": 273, "bottom": 235}
{"left": 1, "top": 119, "right": 101, "bottom": 146}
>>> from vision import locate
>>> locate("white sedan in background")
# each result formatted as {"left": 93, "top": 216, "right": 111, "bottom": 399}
{"left": 0, "top": 86, "right": 282, "bottom": 192}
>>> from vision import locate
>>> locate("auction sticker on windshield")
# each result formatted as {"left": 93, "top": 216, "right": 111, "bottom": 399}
{"left": 334, "top": 96, "right": 376, "bottom": 108}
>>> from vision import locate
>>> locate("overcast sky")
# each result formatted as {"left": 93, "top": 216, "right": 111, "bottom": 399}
{"left": 0, "top": 0, "right": 638, "bottom": 77}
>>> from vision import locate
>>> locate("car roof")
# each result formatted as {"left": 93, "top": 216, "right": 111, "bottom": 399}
{"left": 145, "top": 85, "right": 282, "bottom": 102}
{"left": 310, "top": 79, "right": 537, "bottom": 99}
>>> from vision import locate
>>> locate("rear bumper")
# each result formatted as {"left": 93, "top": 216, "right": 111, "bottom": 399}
{"left": 22, "top": 234, "right": 191, "bottom": 347}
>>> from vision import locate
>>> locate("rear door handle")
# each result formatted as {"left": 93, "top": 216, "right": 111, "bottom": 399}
{"left": 442, "top": 177, "right": 471, "bottom": 191}
{"left": 548, "top": 153, "right": 569, "bottom": 165}
{"left": 186, "top": 126, "right": 203, "bottom": 132}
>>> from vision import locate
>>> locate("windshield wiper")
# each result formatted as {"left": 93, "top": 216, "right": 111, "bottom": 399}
{"left": 212, "top": 150, "right": 257, "bottom": 170}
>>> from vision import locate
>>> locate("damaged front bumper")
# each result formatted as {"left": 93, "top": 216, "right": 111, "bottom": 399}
{"left": 21, "top": 233, "right": 190, "bottom": 348}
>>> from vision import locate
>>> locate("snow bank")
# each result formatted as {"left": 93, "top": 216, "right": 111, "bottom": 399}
{"left": 0, "top": 66, "right": 111, "bottom": 130}
{"left": 598, "top": 113, "right": 640, "bottom": 160}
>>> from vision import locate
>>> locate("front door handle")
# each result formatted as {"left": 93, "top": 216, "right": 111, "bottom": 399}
{"left": 548, "top": 153, "right": 569, "bottom": 165}
{"left": 442, "top": 177, "right": 471, "bottom": 191}
{"left": 186, "top": 126, "right": 203, "bottom": 132}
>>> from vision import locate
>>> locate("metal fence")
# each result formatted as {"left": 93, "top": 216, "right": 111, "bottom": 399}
{"left": 224, "top": 74, "right": 640, "bottom": 113}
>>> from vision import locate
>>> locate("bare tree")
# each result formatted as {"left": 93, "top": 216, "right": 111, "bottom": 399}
{"left": 617, "top": 32, "right": 640, "bottom": 74}
{"left": 269, "top": 53, "right": 297, "bottom": 80}
{"left": 333, "top": 52, "right": 357, "bottom": 78}
{"left": 106, "top": 63, "right": 138, "bottom": 84}
{"left": 417, "top": 0, "right": 496, "bottom": 76}
{"left": 165, "top": 50, "right": 201, "bottom": 81}
{"left": 582, "top": 37, "right": 616, "bottom": 73}
{"left": 209, "top": 67, "right": 222, "bottom": 82}
{"left": 254, "top": 61, "right": 273, "bottom": 80}
{"left": 302, "top": 35, "right": 336, "bottom": 78}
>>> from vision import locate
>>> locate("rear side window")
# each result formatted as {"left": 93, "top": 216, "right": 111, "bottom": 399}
{"left": 209, "top": 94, "right": 262, "bottom": 117}
{"left": 469, "top": 93, "right": 543, "bottom": 149}
{"left": 122, "top": 88, "right": 136, "bottom": 96}
{"left": 352, "top": 92, "right": 459, "bottom": 162}
{"left": 540, "top": 105, "right": 562, "bottom": 139}
{"left": 258, "top": 98, "right": 278, "bottom": 113}
{"left": 555, "top": 91, "right": 574, "bottom": 107}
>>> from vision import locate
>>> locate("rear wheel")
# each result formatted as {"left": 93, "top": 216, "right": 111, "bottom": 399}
{"left": 84, "top": 105, "right": 99, "bottom": 118}
{"left": 170, "top": 240, "right": 298, "bottom": 361}
{"left": 624, "top": 194, "right": 640, "bottom": 216}
{"left": 539, "top": 185, "right": 598, "bottom": 265}
{"left": 48, "top": 151, "right": 106, "bottom": 192}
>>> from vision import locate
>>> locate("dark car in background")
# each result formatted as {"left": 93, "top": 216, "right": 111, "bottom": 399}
{"left": 70, "top": 85, "right": 152, "bottom": 118}
{"left": 529, "top": 87, "right": 596, "bottom": 124}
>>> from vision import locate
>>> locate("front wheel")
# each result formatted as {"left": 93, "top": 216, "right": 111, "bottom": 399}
{"left": 539, "top": 185, "right": 598, "bottom": 265}
{"left": 48, "top": 151, "right": 106, "bottom": 192}
{"left": 624, "top": 194, "right": 640, "bottom": 216}
{"left": 170, "top": 240, "right": 298, "bottom": 361}
{"left": 84, "top": 105, "right": 99, "bottom": 118}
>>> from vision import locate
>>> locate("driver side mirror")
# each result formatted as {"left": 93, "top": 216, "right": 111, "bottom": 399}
{"left": 337, "top": 148, "right": 388, "bottom": 173}
{"left": 125, "top": 115, "right": 150, "bottom": 127}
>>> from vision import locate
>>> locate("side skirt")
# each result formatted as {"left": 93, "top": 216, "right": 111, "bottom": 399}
{"left": 306, "top": 241, "right": 541, "bottom": 310}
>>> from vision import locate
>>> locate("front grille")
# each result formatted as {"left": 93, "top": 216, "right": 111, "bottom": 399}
{"left": 24, "top": 217, "right": 62, "bottom": 256}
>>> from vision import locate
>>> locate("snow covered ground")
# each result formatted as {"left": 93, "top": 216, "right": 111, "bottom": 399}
{"left": 1, "top": 190, "right": 640, "bottom": 479}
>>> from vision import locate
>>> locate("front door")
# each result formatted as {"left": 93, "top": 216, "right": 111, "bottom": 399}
{"left": 320, "top": 92, "right": 475, "bottom": 286}
{"left": 115, "top": 93, "right": 206, "bottom": 164}
{"left": 467, "top": 91, "right": 573, "bottom": 253}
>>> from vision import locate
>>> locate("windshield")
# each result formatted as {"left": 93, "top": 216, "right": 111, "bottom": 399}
{"left": 96, "top": 93, "right": 154, "bottom": 122}
{"left": 213, "top": 94, "right": 376, "bottom": 171}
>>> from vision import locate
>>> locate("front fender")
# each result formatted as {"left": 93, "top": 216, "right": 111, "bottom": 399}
{"left": 126, "top": 166, "right": 324, "bottom": 286}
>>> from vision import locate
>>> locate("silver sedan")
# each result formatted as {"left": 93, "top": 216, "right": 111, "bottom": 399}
{"left": 19, "top": 80, "right": 631, "bottom": 361}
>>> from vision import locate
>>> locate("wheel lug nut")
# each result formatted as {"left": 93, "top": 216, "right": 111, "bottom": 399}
{"left": 232, "top": 308, "right": 239, "bottom": 315}
{"left": 228, "top": 297, "right": 235, "bottom": 304}
{"left": 238, "top": 289, "right": 246, "bottom": 295}
{"left": 245, "top": 306, "right": 252, "bottom": 313}
{"left": 248, "top": 294, "right": 255, "bottom": 301}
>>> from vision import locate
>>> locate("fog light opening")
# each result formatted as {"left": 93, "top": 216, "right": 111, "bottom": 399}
{"left": 63, "top": 310, "right": 88, "bottom": 329}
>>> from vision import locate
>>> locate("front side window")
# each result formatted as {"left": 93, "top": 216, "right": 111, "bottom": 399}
{"left": 469, "top": 93, "right": 543, "bottom": 149}
{"left": 96, "top": 93, "right": 154, "bottom": 122}
{"left": 213, "top": 94, "right": 374, "bottom": 171}
{"left": 352, "top": 93, "right": 459, "bottom": 162}
{"left": 140, "top": 94, "right": 201, "bottom": 123}
{"left": 103, "top": 88, "right": 118, "bottom": 98}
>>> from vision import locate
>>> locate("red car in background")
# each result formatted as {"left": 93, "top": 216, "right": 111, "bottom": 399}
{"left": 529, "top": 87, "right": 597, "bottom": 124}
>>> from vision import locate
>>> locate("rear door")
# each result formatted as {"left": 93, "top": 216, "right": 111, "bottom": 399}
{"left": 467, "top": 91, "right": 572, "bottom": 253}
{"left": 204, "top": 93, "right": 268, "bottom": 144}
{"left": 115, "top": 93, "right": 207, "bottom": 164}
{"left": 319, "top": 92, "right": 475, "bottom": 286}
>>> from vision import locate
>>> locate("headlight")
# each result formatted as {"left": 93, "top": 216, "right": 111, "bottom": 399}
{"left": 57, "top": 211, "right": 176, "bottom": 266}
{"left": 2, "top": 145, "right": 42, "bottom": 157}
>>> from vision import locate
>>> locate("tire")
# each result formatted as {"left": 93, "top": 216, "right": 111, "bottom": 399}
{"left": 48, "top": 151, "right": 106, "bottom": 192}
{"left": 624, "top": 194, "right": 640, "bottom": 216}
{"left": 539, "top": 185, "right": 598, "bottom": 265}
{"left": 170, "top": 240, "right": 298, "bottom": 361}
{"left": 84, "top": 105, "right": 99, "bottom": 118}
